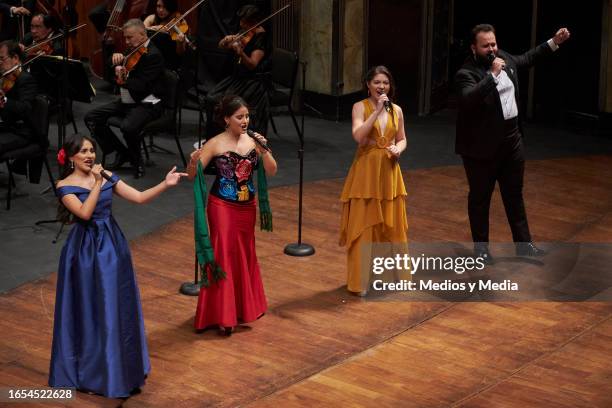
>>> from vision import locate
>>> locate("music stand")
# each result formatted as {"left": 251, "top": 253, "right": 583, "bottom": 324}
{"left": 30, "top": 55, "right": 95, "bottom": 145}
{"left": 31, "top": 55, "right": 95, "bottom": 242}
{"left": 30, "top": 55, "right": 96, "bottom": 104}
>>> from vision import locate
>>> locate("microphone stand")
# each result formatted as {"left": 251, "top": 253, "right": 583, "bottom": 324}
{"left": 284, "top": 60, "right": 314, "bottom": 257}
{"left": 180, "top": 38, "right": 204, "bottom": 297}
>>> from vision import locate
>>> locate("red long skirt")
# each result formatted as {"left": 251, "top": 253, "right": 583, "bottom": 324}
{"left": 194, "top": 195, "right": 268, "bottom": 329}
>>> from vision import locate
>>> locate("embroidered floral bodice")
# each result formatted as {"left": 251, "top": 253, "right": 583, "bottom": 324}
{"left": 210, "top": 149, "right": 259, "bottom": 203}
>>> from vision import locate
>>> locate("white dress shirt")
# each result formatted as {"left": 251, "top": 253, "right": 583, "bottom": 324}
{"left": 490, "top": 38, "right": 559, "bottom": 120}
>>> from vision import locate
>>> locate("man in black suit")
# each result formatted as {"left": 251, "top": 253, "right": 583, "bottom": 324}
{"left": 0, "top": 1, "right": 30, "bottom": 18}
{"left": 455, "top": 24, "right": 570, "bottom": 263}
{"left": 0, "top": 40, "right": 37, "bottom": 155}
{"left": 0, "top": 1, "right": 32, "bottom": 41}
{"left": 85, "top": 18, "right": 166, "bottom": 178}
{"left": 20, "top": 13, "right": 64, "bottom": 56}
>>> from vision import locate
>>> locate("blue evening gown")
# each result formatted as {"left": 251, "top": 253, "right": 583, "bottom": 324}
{"left": 48, "top": 174, "right": 150, "bottom": 398}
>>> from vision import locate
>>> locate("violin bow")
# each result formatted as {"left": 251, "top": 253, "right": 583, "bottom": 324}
{"left": 23, "top": 23, "right": 87, "bottom": 54}
{"left": 233, "top": 3, "right": 291, "bottom": 42}
{"left": 1, "top": 53, "right": 45, "bottom": 79}
{"left": 124, "top": 0, "right": 208, "bottom": 61}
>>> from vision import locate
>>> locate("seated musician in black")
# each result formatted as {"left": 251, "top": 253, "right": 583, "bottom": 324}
{"left": 143, "top": 0, "right": 188, "bottom": 71}
{"left": 205, "top": 5, "right": 270, "bottom": 137}
{"left": 0, "top": 40, "right": 37, "bottom": 155}
{"left": 0, "top": 1, "right": 33, "bottom": 42}
{"left": 84, "top": 18, "right": 165, "bottom": 179}
{"left": 0, "top": 1, "right": 31, "bottom": 17}
{"left": 21, "top": 13, "right": 64, "bottom": 57}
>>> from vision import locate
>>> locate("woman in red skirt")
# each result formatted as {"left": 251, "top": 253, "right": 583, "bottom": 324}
{"left": 187, "top": 95, "right": 277, "bottom": 335}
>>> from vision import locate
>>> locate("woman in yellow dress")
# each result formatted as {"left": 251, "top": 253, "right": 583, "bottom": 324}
{"left": 339, "top": 66, "right": 408, "bottom": 295}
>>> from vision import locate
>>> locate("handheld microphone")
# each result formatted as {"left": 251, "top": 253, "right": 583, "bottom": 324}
{"left": 383, "top": 100, "right": 392, "bottom": 113}
{"left": 246, "top": 129, "right": 271, "bottom": 152}
{"left": 487, "top": 52, "right": 505, "bottom": 70}
{"left": 378, "top": 91, "right": 392, "bottom": 113}
{"left": 100, "top": 170, "right": 112, "bottom": 181}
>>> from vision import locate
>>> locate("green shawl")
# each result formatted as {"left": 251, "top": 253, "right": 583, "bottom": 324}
{"left": 193, "top": 157, "right": 272, "bottom": 287}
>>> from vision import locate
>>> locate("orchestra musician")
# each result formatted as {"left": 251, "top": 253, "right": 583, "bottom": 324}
{"left": 84, "top": 18, "right": 166, "bottom": 179}
{"left": 205, "top": 5, "right": 271, "bottom": 137}
{"left": 0, "top": 1, "right": 31, "bottom": 19}
{"left": 0, "top": 1, "right": 33, "bottom": 42}
{"left": 21, "top": 13, "right": 64, "bottom": 57}
{"left": 0, "top": 40, "right": 37, "bottom": 155}
{"left": 143, "top": 0, "right": 189, "bottom": 70}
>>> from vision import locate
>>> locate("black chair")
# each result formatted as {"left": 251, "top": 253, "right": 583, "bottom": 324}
{"left": 105, "top": 69, "right": 187, "bottom": 168}
{"left": 267, "top": 48, "right": 301, "bottom": 138}
{"left": 0, "top": 95, "right": 56, "bottom": 210}
{"left": 141, "top": 69, "right": 187, "bottom": 166}
{"left": 177, "top": 68, "right": 208, "bottom": 143}
{"left": 177, "top": 48, "right": 232, "bottom": 142}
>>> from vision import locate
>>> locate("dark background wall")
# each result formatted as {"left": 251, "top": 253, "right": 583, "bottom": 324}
{"left": 534, "top": 0, "right": 602, "bottom": 119}
{"left": 367, "top": 0, "right": 422, "bottom": 112}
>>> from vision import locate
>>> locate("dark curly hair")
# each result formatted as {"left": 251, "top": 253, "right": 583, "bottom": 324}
{"left": 56, "top": 134, "right": 97, "bottom": 224}
{"left": 213, "top": 95, "right": 249, "bottom": 127}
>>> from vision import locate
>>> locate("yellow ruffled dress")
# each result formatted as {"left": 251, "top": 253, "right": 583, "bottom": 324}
{"left": 339, "top": 99, "right": 408, "bottom": 293}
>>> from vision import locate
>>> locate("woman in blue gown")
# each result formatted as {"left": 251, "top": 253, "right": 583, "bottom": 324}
{"left": 48, "top": 135, "right": 187, "bottom": 398}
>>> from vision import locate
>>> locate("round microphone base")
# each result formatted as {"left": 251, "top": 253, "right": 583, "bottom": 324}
{"left": 179, "top": 281, "right": 201, "bottom": 296}
{"left": 284, "top": 243, "right": 315, "bottom": 257}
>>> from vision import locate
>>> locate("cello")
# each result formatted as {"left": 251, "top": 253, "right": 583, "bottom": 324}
{"left": 89, "top": 0, "right": 149, "bottom": 80}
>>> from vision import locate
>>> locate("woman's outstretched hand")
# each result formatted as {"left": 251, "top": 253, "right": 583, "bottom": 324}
{"left": 165, "top": 166, "right": 189, "bottom": 186}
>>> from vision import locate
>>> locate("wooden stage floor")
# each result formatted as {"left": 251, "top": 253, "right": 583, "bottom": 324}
{"left": 1, "top": 156, "right": 611, "bottom": 407}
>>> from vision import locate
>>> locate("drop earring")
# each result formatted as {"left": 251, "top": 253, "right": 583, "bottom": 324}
{"left": 70, "top": 161, "right": 74, "bottom": 169}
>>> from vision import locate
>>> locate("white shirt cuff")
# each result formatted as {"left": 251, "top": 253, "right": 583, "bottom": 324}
{"left": 490, "top": 71, "right": 500, "bottom": 84}
{"left": 547, "top": 38, "right": 559, "bottom": 51}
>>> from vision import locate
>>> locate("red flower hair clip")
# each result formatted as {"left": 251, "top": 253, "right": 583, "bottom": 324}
{"left": 57, "top": 148, "right": 66, "bottom": 166}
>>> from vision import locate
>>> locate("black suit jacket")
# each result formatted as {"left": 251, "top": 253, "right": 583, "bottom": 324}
{"left": 0, "top": 1, "right": 35, "bottom": 41}
{"left": 454, "top": 41, "right": 554, "bottom": 159}
{"left": 1, "top": 70, "right": 37, "bottom": 132}
{"left": 0, "top": 1, "right": 12, "bottom": 14}
{"left": 122, "top": 43, "right": 166, "bottom": 103}
{"left": 0, "top": 0, "right": 25, "bottom": 15}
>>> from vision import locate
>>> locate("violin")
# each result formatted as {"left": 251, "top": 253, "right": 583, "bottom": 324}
{"left": 90, "top": 0, "right": 150, "bottom": 79}
{"left": 116, "top": 46, "right": 147, "bottom": 85}
{"left": 239, "top": 31, "right": 255, "bottom": 47}
{"left": 149, "top": 12, "right": 195, "bottom": 50}
{"left": 219, "top": 5, "right": 291, "bottom": 53}
{"left": 23, "top": 23, "right": 86, "bottom": 59}
{"left": 1, "top": 67, "right": 21, "bottom": 94}
{"left": 0, "top": 52, "right": 44, "bottom": 96}
{"left": 26, "top": 41, "right": 53, "bottom": 59}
